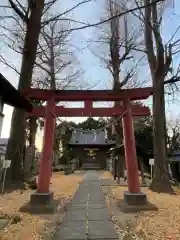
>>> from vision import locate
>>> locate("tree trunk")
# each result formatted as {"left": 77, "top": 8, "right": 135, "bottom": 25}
{"left": 6, "top": 108, "right": 26, "bottom": 180}
{"left": 150, "top": 75, "right": 173, "bottom": 192}
{"left": 139, "top": 157, "right": 146, "bottom": 184}
{"left": 6, "top": 1, "right": 45, "bottom": 180}
{"left": 114, "top": 122, "right": 125, "bottom": 178}
{"left": 29, "top": 117, "right": 38, "bottom": 146}
{"left": 164, "top": 111, "right": 168, "bottom": 156}
{"left": 114, "top": 100, "right": 124, "bottom": 178}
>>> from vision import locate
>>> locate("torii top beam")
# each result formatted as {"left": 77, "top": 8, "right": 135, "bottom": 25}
{"left": 22, "top": 87, "right": 153, "bottom": 101}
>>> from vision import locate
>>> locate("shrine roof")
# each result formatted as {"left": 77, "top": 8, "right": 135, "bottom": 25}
{"left": 108, "top": 144, "right": 153, "bottom": 157}
{"left": 109, "top": 143, "right": 148, "bottom": 151}
{"left": 0, "top": 73, "right": 32, "bottom": 112}
{"left": 68, "top": 130, "right": 116, "bottom": 146}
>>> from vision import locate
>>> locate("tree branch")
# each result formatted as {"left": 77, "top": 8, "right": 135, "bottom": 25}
{"left": 8, "top": 0, "right": 27, "bottom": 22}
{"left": 144, "top": 0, "right": 156, "bottom": 72}
{"left": 53, "top": 0, "right": 165, "bottom": 33}
{"left": 164, "top": 77, "right": 180, "bottom": 85}
{"left": 42, "top": 0, "right": 92, "bottom": 26}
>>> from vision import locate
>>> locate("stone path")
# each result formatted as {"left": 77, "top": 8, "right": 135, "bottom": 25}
{"left": 54, "top": 171, "right": 118, "bottom": 240}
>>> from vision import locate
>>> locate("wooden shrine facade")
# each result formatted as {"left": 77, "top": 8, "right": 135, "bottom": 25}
{"left": 68, "top": 130, "right": 116, "bottom": 169}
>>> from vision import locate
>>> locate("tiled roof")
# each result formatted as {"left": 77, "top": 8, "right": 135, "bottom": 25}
{"left": 69, "top": 130, "right": 115, "bottom": 145}
{"left": 0, "top": 73, "right": 32, "bottom": 111}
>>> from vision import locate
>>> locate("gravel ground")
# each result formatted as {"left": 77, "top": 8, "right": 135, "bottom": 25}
{"left": 103, "top": 183, "right": 180, "bottom": 240}
{"left": 0, "top": 172, "right": 83, "bottom": 240}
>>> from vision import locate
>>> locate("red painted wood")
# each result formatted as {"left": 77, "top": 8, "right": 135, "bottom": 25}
{"left": 22, "top": 87, "right": 153, "bottom": 101}
{"left": 24, "top": 87, "right": 153, "bottom": 196}
{"left": 122, "top": 99, "right": 140, "bottom": 193}
{"left": 27, "top": 105, "right": 150, "bottom": 117}
{"left": 37, "top": 100, "right": 56, "bottom": 193}
{"left": 84, "top": 100, "right": 93, "bottom": 109}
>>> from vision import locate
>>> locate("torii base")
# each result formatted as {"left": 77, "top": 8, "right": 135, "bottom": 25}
{"left": 124, "top": 191, "right": 147, "bottom": 205}
{"left": 20, "top": 192, "right": 56, "bottom": 214}
{"left": 119, "top": 191, "right": 158, "bottom": 213}
{"left": 30, "top": 192, "right": 53, "bottom": 205}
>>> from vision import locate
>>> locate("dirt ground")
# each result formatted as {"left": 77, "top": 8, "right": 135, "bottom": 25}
{"left": 0, "top": 171, "right": 83, "bottom": 240}
{"left": 102, "top": 171, "right": 113, "bottom": 179}
{"left": 102, "top": 171, "right": 180, "bottom": 240}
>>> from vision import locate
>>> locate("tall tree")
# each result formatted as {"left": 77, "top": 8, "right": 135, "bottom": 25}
{"left": 143, "top": 0, "right": 173, "bottom": 192}
{"left": 1, "top": 0, "right": 87, "bottom": 180}
{"left": 106, "top": 0, "right": 141, "bottom": 178}
{"left": 34, "top": 18, "right": 82, "bottom": 90}
{"left": 92, "top": 0, "right": 146, "bottom": 145}
{"left": 5, "top": 0, "right": 46, "bottom": 180}
{"left": 27, "top": 17, "right": 83, "bottom": 150}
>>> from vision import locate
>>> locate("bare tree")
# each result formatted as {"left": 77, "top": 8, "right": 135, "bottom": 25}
{"left": 142, "top": 0, "right": 173, "bottom": 192}
{"left": 27, "top": 18, "right": 83, "bottom": 158}
{"left": 0, "top": 0, "right": 168, "bottom": 181}
{"left": 0, "top": 0, "right": 87, "bottom": 180}
{"left": 34, "top": 18, "right": 83, "bottom": 90}
{"left": 88, "top": 0, "right": 148, "bottom": 180}
{"left": 2, "top": 0, "right": 46, "bottom": 180}
{"left": 0, "top": 13, "right": 84, "bottom": 178}
{"left": 105, "top": 1, "right": 146, "bottom": 179}
{"left": 104, "top": 0, "right": 180, "bottom": 191}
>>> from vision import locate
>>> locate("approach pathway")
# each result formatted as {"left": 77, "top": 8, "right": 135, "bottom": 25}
{"left": 54, "top": 171, "right": 118, "bottom": 240}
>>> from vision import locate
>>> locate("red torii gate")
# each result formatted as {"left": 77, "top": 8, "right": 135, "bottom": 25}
{"left": 23, "top": 87, "right": 153, "bottom": 206}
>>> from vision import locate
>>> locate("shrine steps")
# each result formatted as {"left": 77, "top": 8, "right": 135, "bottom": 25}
{"left": 81, "top": 163, "right": 101, "bottom": 170}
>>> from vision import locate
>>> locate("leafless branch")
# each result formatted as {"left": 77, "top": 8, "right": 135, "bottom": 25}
{"left": 0, "top": 54, "right": 20, "bottom": 74}
{"left": 8, "top": 0, "right": 27, "bottom": 22}
{"left": 42, "top": 0, "right": 92, "bottom": 26}
{"left": 53, "top": 0, "right": 165, "bottom": 32}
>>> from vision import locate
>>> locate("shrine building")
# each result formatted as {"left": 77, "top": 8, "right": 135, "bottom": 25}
{"left": 68, "top": 129, "right": 116, "bottom": 169}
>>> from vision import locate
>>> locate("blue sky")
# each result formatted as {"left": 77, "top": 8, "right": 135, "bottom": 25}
{"left": 1, "top": 0, "right": 180, "bottom": 149}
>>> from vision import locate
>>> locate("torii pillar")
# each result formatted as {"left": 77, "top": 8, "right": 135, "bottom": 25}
{"left": 122, "top": 99, "right": 147, "bottom": 205}
{"left": 30, "top": 99, "right": 56, "bottom": 205}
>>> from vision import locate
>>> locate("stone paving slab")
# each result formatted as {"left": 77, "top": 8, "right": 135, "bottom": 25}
{"left": 87, "top": 203, "right": 107, "bottom": 209}
{"left": 71, "top": 203, "right": 107, "bottom": 209}
{"left": 64, "top": 209, "right": 86, "bottom": 221}
{"left": 54, "top": 221, "right": 86, "bottom": 240}
{"left": 88, "top": 221, "right": 118, "bottom": 239}
{"left": 88, "top": 208, "right": 110, "bottom": 221}
{"left": 72, "top": 195, "right": 105, "bottom": 204}
{"left": 64, "top": 208, "right": 110, "bottom": 222}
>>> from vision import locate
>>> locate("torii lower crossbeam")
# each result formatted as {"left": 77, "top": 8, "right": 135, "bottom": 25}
{"left": 27, "top": 105, "right": 150, "bottom": 117}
